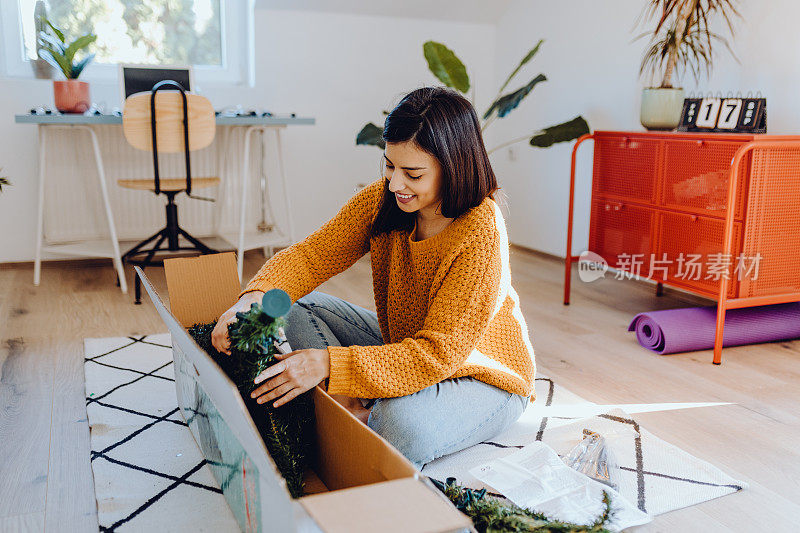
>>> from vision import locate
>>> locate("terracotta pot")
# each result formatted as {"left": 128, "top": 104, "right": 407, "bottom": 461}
{"left": 53, "top": 80, "right": 91, "bottom": 113}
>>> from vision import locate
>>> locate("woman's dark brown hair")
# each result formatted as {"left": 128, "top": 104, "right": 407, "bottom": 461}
{"left": 369, "top": 86, "right": 499, "bottom": 237}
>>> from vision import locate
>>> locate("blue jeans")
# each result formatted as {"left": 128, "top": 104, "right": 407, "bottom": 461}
{"left": 283, "top": 290, "right": 530, "bottom": 469}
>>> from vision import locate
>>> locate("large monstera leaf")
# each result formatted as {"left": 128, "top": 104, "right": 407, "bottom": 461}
{"left": 356, "top": 122, "right": 385, "bottom": 149}
{"left": 423, "top": 41, "right": 470, "bottom": 93}
{"left": 529, "top": 116, "right": 591, "bottom": 148}
{"left": 483, "top": 74, "right": 547, "bottom": 120}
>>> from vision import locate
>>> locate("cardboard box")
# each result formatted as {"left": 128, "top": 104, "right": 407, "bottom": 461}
{"left": 136, "top": 253, "right": 473, "bottom": 533}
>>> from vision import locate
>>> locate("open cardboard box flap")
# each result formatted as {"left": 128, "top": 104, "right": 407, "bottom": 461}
{"left": 135, "top": 253, "right": 472, "bottom": 533}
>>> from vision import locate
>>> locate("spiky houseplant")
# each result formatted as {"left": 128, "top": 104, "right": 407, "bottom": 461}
{"left": 638, "top": 0, "right": 740, "bottom": 89}
{"left": 188, "top": 289, "right": 316, "bottom": 498}
{"left": 357, "top": 40, "right": 589, "bottom": 154}
{"left": 635, "top": 0, "right": 741, "bottom": 129}
{"left": 37, "top": 18, "right": 97, "bottom": 113}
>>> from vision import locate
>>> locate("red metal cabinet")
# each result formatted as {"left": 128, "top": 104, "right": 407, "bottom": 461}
{"left": 660, "top": 139, "right": 749, "bottom": 220}
{"left": 592, "top": 136, "right": 660, "bottom": 203}
{"left": 738, "top": 147, "right": 800, "bottom": 299}
{"left": 655, "top": 211, "right": 741, "bottom": 299}
{"left": 586, "top": 132, "right": 748, "bottom": 298}
{"left": 566, "top": 131, "right": 800, "bottom": 364}
{"left": 589, "top": 199, "right": 654, "bottom": 270}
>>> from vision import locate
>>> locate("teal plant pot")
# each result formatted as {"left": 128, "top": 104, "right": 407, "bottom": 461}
{"left": 640, "top": 88, "right": 685, "bottom": 131}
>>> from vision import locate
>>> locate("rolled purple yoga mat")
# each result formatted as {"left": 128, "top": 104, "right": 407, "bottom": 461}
{"left": 628, "top": 302, "right": 800, "bottom": 354}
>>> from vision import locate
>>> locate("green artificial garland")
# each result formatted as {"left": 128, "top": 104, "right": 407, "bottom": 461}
{"left": 430, "top": 477, "right": 614, "bottom": 533}
{"left": 188, "top": 289, "right": 314, "bottom": 498}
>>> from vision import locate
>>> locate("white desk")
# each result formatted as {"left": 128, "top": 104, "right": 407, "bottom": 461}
{"left": 15, "top": 113, "right": 315, "bottom": 291}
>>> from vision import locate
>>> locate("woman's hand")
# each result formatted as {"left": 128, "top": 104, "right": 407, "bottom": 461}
{"left": 211, "top": 291, "right": 265, "bottom": 355}
{"left": 250, "top": 348, "right": 330, "bottom": 408}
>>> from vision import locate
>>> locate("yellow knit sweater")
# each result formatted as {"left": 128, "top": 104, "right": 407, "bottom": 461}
{"left": 242, "top": 178, "right": 536, "bottom": 400}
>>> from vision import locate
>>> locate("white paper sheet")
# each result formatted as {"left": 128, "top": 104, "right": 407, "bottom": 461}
{"left": 469, "top": 441, "right": 651, "bottom": 531}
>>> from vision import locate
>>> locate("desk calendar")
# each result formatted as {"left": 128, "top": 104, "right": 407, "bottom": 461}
{"left": 678, "top": 95, "right": 766, "bottom": 133}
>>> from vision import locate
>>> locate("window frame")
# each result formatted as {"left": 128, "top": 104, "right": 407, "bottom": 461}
{"left": 0, "top": 0, "right": 255, "bottom": 88}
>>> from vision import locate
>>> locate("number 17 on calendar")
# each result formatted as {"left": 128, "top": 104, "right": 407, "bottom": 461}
{"left": 695, "top": 98, "right": 741, "bottom": 129}
{"left": 678, "top": 96, "right": 766, "bottom": 133}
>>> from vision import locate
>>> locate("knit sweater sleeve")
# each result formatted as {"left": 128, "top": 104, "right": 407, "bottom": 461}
{"left": 240, "top": 179, "right": 383, "bottom": 302}
{"left": 326, "top": 223, "right": 502, "bottom": 398}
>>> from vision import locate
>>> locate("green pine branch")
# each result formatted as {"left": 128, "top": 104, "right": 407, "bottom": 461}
{"left": 431, "top": 477, "right": 614, "bottom": 533}
{"left": 188, "top": 289, "right": 314, "bottom": 498}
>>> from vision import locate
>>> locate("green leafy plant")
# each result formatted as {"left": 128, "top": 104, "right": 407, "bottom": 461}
{"left": 357, "top": 40, "right": 590, "bottom": 153}
{"left": 37, "top": 18, "right": 97, "bottom": 79}
{"left": 635, "top": 0, "right": 741, "bottom": 88}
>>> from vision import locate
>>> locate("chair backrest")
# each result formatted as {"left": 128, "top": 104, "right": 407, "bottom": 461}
{"left": 122, "top": 91, "right": 215, "bottom": 153}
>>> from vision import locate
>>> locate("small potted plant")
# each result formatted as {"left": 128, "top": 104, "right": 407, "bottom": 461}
{"left": 37, "top": 19, "right": 97, "bottom": 113}
{"left": 636, "top": 0, "right": 740, "bottom": 130}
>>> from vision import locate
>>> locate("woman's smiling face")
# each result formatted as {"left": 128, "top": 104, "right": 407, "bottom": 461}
{"left": 383, "top": 141, "right": 444, "bottom": 219}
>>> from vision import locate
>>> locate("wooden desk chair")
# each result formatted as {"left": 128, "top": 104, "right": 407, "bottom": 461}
{"left": 121, "top": 80, "right": 220, "bottom": 303}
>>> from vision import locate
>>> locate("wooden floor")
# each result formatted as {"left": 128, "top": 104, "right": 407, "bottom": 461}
{"left": 1, "top": 248, "right": 798, "bottom": 532}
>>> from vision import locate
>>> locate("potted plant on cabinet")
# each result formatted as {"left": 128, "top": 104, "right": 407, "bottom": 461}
{"left": 37, "top": 19, "right": 97, "bottom": 113}
{"left": 636, "top": 0, "right": 740, "bottom": 130}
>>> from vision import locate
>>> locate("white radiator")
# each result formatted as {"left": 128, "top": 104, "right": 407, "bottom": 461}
{"left": 42, "top": 125, "right": 292, "bottom": 244}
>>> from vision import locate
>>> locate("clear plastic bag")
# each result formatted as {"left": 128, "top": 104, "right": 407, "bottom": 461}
{"left": 563, "top": 429, "right": 619, "bottom": 491}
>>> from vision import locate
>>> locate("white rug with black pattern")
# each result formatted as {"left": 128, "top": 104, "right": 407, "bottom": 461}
{"left": 422, "top": 377, "right": 748, "bottom": 523}
{"left": 84, "top": 334, "right": 746, "bottom": 532}
{"left": 84, "top": 334, "right": 238, "bottom": 532}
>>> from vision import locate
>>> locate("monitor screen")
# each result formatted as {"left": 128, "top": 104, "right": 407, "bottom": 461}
{"left": 121, "top": 66, "right": 192, "bottom": 99}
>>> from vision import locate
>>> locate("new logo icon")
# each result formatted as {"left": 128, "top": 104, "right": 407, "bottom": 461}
{"left": 578, "top": 251, "right": 608, "bottom": 282}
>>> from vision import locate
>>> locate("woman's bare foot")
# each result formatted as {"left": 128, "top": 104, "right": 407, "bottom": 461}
{"left": 330, "top": 393, "right": 371, "bottom": 424}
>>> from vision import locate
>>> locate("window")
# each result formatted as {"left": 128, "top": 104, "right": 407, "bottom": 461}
{"left": 1, "top": 0, "right": 254, "bottom": 86}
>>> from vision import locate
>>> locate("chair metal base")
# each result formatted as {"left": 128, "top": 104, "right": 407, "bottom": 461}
{"left": 123, "top": 192, "right": 217, "bottom": 304}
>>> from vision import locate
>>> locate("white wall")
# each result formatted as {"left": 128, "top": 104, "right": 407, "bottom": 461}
{"left": 0, "top": 8, "right": 496, "bottom": 262}
{"left": 491, "top": 0, "right": 800, "bottom": 258}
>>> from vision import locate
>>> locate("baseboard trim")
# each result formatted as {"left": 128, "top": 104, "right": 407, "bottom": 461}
{"left": 509, "top": 243, "right": 563, "bottom": 262}
{"left": 0, "top": 247, "right": 280, "bottom": 270}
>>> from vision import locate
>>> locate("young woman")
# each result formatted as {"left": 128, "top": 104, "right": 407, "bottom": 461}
{"left": 211, "top": 86, "right": 536, "bottom": 469}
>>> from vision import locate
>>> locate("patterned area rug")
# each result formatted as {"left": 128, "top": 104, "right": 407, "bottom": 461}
{"left": 422, "top": 377, "right": 747, "bottom": 520}
{"left": 84, "top": 334, "right": 238, "bottom": 532}
{"left": 84, "top": 334, "right": 746, "bottom": 531}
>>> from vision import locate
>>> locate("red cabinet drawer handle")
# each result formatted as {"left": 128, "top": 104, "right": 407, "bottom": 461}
{"left": 696, "top": 140, "right": 704, "bottom": 147}
{"left": 691, "top": 215, "right": 698, "bottom": 221}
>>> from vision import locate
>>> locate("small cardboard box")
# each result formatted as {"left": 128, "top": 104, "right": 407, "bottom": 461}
{"left": 136, "top": 252, "right": 473, "bottom": 533}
